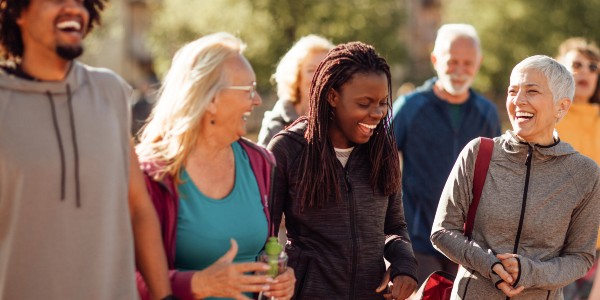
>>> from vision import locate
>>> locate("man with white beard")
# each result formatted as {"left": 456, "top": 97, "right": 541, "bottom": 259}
{"left": 392, "top": 23, "right": 501, "bottom": 285}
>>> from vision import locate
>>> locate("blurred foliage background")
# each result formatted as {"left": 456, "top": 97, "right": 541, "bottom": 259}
{"left": 147, "top": 0, "right": 407, "bottom": 95}
{"left": 444, "top": 0, "right": 600, "bottom": 100}
{"left": 82, "top": 0, "right": 600, "bottom": 135}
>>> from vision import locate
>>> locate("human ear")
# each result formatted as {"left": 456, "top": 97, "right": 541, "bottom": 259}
{"left": 327, "top": 89, "right": 339, "bottom": 108}
{"left": 430, "top": 53, "right": 437, "bottom": 66}
{"left": 206, "top": 98, "right": 218, "bottom": 114}
{"left": 555, "top": 97, "right": 571, "bottom": 119}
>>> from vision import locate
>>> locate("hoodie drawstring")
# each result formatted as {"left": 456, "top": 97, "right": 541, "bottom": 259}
{"left": 47, "top": 91, "right": 66, "bottom": 201}
{"left": 46, "top": 84, "right": 81, "bottom": 207}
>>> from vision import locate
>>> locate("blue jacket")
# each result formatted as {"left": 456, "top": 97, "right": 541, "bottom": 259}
{"left": 392, "top": 78, "right": 501, "bottom": 256}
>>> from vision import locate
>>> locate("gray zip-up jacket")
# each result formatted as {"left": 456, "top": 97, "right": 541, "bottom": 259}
{"left": 431, "top": 131, "right": 600, "bottom": 300}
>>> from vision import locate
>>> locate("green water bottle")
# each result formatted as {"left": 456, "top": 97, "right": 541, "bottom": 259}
{"left": 258, "top": 237, "right": 288, "bottom": 300}
{"left": 264, "top": 237, "right": 284, "bottom": 278}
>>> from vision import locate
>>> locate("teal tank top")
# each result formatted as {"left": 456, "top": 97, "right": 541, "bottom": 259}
{"left": 175, "top": 142, "right": 268, "bottom": 299}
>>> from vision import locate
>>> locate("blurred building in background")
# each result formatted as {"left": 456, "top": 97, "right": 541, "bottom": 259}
{"left": 80, "top": 0, "right": 161, "bottom": 136}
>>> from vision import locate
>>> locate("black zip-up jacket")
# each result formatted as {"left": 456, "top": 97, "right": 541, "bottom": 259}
{"left": 268, "top": 121, "right": 417, "bottom": 299}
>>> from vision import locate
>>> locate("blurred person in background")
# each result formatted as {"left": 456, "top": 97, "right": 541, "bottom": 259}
{"left": 257, "top": 34, "right": 334, "bottom": 146}
{"left": 555, "top": 37, "right": 600, "bottom": 162}
{"left": 135, "top": 32, "right": 295, "bottom": 300}
{"left": 392, "top": 23, "right": 501, "bottom": 284}
{"left": 432, "top": 55, "right": 600, "bottom": 299}
{"left": 269, "top": 41, "right": 417, "bottom": 299}
{"left": 556, "top": 37, "right": 600, "bottom": 300}
{"left": 0, "top": 0, "right": 173, "bottom": 299}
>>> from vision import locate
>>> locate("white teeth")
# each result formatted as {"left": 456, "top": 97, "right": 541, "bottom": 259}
{"left": 242, "top": 112, "right": 251, "bottom": 121}
{"left": 516, "top": 111, "right": 534, "bottom": 118}
{"left": 358, "top": 123, "right": 377, "bottom": 129}
{"left": 57, "top": 20, "right": 81, "bottom": 31}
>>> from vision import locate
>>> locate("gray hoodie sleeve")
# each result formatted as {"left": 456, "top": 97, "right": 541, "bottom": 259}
{"left": 258, "top": 118, "right": 284, "bottom": 147}
{"left": 431, "top": 139, "right": 501, "bottom": 280}
{"left": 516, "top": 166, "right": 600, "bottom": 290}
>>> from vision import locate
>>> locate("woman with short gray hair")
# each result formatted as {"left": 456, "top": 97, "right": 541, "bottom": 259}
{"left": 431, "top": 55, "right": 600, "bottom": 299}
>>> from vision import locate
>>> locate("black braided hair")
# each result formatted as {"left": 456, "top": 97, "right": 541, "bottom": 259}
{"left": 294, "top": 41, "right": 401, "bottom": 210}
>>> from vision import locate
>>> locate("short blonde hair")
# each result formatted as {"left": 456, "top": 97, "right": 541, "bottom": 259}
{"left": 137, "top": 32, "right": 246, "bottom": 180}
{"left": 272, "top": 34, "right": 334, "bottom": 103}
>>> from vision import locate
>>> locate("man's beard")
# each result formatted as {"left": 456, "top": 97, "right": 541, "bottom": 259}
{"left": 440, "top": 74, "right": 473, "bottom": 96}
{"left": 56, "top": 45, "right": 84, "bottom": 60}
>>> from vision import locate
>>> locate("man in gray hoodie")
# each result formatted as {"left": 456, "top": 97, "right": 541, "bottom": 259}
{"left": 0, "top": 1, "right": 172, "bottom": 299}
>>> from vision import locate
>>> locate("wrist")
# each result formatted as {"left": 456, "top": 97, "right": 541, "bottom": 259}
{"left": 191, "top": 271, "right": 210, "bottom": 298}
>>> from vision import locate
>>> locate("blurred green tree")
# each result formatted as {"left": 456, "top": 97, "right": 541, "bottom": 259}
{"left": 443, "top": 0, "right": 600, "bottom": 104}
{"left": 147, "top": 0, "right": 407, "bottom": 95}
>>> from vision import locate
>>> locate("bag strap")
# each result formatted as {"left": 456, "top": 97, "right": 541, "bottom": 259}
{"left": 464, "top": 137, "right": 494, "bottom": 240}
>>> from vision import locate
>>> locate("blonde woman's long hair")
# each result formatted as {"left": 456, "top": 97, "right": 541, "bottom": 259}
{"left": 137, "top": 32, "right": 246, "bottom": 180}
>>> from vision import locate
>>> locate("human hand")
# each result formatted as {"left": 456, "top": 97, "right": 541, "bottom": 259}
{"left": 261, "top": 267, "right": 295, "bottom": 300}
{"left": 497, "top": 281, "right": 525, "bottom": 297}
{"left": 375, "top": 268, "right": 417, "bottom": 300}
{"left": 496, "top": 253, "right": 520, "bottom": 284}
{"left": 191, "top": 239, "right": 272, "bottom": 299}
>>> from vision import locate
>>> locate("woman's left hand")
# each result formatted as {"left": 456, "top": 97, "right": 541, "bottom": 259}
{"left": 261, "top": 267, "right": 295, "bottom": 300}
{"left": 496, "top": 253, "right": 520, "bottom": 283}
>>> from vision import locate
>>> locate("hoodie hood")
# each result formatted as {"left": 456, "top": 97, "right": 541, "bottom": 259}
{"left": 501, "top": 130, "right": 577, "bottom": 164}
{"left": 0, "top": 61, "right": 87, "bottom": 95}
{"left": 0, "top": 62, "right": 91, "bottom": 207}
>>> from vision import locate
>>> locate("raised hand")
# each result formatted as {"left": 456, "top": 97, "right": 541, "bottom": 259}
{"left": 191, "top": 239, "right": 273, "bottom": 299}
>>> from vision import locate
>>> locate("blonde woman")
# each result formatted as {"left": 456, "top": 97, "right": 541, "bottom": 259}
{"left": 258, "top": 34, "right": 334, "bottom": 146}
{"left": 135, "top": 32, "right": 295, "bottom": 300}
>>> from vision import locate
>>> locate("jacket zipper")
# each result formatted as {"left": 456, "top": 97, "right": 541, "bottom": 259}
{"left": 506, "top": 144, "right": 533, "bottom": 300}
{"left": 345, "top": 168, "right": 358, "bottom": 300}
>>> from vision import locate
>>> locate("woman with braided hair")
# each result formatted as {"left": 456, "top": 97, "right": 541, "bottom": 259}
{"left": 268, "top": 41, "right": 418, "bottom": 299}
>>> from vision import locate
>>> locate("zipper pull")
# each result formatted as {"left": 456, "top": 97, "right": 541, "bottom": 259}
{"left": 525, "top": 145, "right": 533, "bottom": 166}
{"left": 345, "top": 170, "right": 352, "bottom": 192}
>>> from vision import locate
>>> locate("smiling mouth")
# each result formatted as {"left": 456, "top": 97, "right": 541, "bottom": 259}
{"left": 55, "top": 18, "right": 85, "bottom": 38}
{"left": 242, "top": 112, "right": 251, "bottom": 121}
{"left": 515, "top": 111, "right": 534, "bottom": 121}
{"left": 358, "top": 122, "right": 377, "bottom": 130}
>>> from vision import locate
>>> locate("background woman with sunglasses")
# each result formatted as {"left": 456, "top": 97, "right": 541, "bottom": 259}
{"left": 555, "top": 37, "right": 600, "bottom": 162}
{"left": 556, "top": 37, "right": 600, "bottom": 300}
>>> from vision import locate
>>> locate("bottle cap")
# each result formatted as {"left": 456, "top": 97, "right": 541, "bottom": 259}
{"left": 265, "top": 237, "right": 282, "bottom": 256}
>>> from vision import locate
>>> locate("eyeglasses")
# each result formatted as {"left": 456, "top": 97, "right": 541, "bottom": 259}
{"left": 571, "top": 61, "right": 598, "bottom": 73}
{"left": 224, "top": 81, "right": 257, "bottom": 100}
